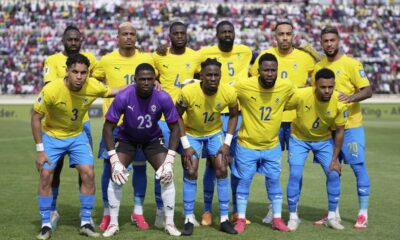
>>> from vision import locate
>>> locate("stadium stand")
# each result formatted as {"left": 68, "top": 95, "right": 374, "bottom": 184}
{"left": 0, "top": 0, "right": 399, "bottom": 94}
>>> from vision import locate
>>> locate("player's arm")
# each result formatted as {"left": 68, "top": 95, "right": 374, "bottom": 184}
{"left": 338, "top": 85, "right": 372, "bottom": 104}
{"left": 107, "top": 85, "right": 128, "bottom": 97}
{"left": 175, "top": 99, "right": 197, "bottom": 166}
{"left": 329, "top": 124, "right": 345, "bottom": 175}
{"left": 218, "top": 103, "right": 239, "bottom": 164}
{"left": 31, "top": 110, "right": 50, "bottom": 171}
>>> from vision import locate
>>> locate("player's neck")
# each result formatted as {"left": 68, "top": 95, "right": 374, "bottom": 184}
{"left": 119, "top": 48, "right": 136, "bottom": 57}
{"left": 277, "top": 47, "right": 293, "bottom": 55}
{"left": 200, "top": 82, "right": 217, "bottom": 96}
{"left": 327, "top": 51, "right": 343, "bottom": 62}
{"left": 218, "top": 44, "right": 233, "bottom": 53}
{"left": 170, "top": 46, "right": 186, "bottom": 55}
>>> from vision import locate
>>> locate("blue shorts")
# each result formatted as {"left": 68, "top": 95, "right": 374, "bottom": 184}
{"left": 221, "top": 113, "right": 242, "bottom": 157}
{"left": 279, "top": 122, "right": 291, "bottom": 151}
{"left": 339, "top": 126, "right": 365, "bottom": 165}
{"left": 83, "top": 120, "right": 93, "bottom": 149}
{"left": 188, "top": 131, "right": 224, "bottom": 158}
{"left": 288, "top": 136, "right": 333, "bottom": 170}
{"left": 158, "top": 120, "right": 183, "bottom": 155}
{"left": 42, "top": 132, "right": 93, "bottom": 169}
{"left": 98, "top": 126, "right": 146, "bottom": 162}
{"left": 232, "top": 143, "right": 282, "bottom": 180}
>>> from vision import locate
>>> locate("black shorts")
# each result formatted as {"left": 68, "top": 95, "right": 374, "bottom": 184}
{"left": 116, "top": 137, "right": 167, "bottom": 160}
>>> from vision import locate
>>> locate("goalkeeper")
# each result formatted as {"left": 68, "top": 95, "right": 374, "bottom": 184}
{"left": 102, "top": 63, "right": 181, "bottom": 237}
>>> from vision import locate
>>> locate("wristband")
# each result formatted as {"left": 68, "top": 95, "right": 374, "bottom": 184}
{"left": 108, "top": 149, "right": 116, "bottom": 157}
{"left": 36, "top": 143, "right": 44, "bottom": 152}
{"left": 224, "top": 133, "right": 233, "bottom": 146}
{"left": 180, "top": 136, "right": 191, "bottom": 149}
{"left": 167, "top": 149, "right": 176, "bottom": 156}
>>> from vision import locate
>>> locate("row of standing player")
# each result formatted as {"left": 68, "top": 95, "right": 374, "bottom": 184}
{"left": 35, "top": 19, "right": 371, "bottom": 239}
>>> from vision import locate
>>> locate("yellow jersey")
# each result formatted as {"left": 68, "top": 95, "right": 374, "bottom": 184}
{"left": 92, "top": 49, "right": 156, "bottom": 119}
{"left": 313, "top": 55, "right": 370, "bottom": 129}
{"left": 43, "top": 52, "right": 97, "bottom": 83}
{"left": 34, "top": 77, "right": 111, "bottom": 138}
{"left": 177, "top": 81, "right": 238, "bottom": 137}
{"left": 43, "top": 51, "right": 97, "bottom": 122}
{"left": 234, "top": 76, "right": 295, "bottom": 149}
{"left": 286, "top": 87, "right": 348, "bottom": 141}
{"left": 250, "top": 47, "right": 315, "bottom": 122}
{"left": 153, "top": 47, "right": 202, "bottom": 104}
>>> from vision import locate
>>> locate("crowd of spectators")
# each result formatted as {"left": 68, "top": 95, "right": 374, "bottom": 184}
{"left": 1, "top": 0, "right": 399, "bottom": 94}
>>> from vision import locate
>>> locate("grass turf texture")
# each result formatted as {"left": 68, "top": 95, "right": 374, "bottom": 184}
{"left": 0, "top": 103, "right": 399, "bottom": 239}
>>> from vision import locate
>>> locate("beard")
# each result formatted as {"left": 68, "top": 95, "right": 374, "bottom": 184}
{"left": 324, "top": 48, "right": 339, "bottom": 58}
{"left": 219, "top": 39, "right": 234, "bottom": 49}
{"left": 64, "top": 46, "right": 80, "bottom": 56}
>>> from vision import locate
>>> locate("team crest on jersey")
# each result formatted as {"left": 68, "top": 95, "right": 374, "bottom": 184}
{"left": 186, "top": 63, "right": 190, "bottom": 70}
{"left": 359, "top": 70, "right": 366, "bottom": 78}
{"left": 275, "top": 97, "right": 280, "bottom": 104}
{"left": 293, "top": 63, "right": 298, "bottom": 70}
{"left": 336, "top": 70, "right": 341, "bottom": 76}
{"left": 151, "top": 104, "right": 157, "bottom": 113}
{"left": 215, "top": 103, "right": 222, "bottom": 110}
{"left": 83, "top": 97, "right": 89, "bottom": 105}
{"left": 237, "top": 53, "right": 241, "bottom": 59}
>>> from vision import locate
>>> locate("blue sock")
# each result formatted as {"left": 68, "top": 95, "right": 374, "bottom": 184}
{"left": 287, "top": 165, "right": 304, "bottom": 212}
{"left": 80, "top": 194, "right": 95, "bottom": 222}
{"left": 51, "top": 188, "right": 59, "bottom": 212}
{"left": 351, "top": 163, "right": 370, "bottom": 209}
{"left": 132, "top": 165, "right": 147, "bottom": 207}
{"left": 183, "top": 178, "right": 197, "bottom": 215}
{"left": 230, "top": 173, "right": 239, "bottom": 213}
{"left": 101, "top": 160, "right": 111, "bottom": 209}
{"left": 203, "top": 165, "right": 216, "bottom": 212}
{"left": 38, "top": 195, "right": 52, "bottom": 225}
{"left": 154, "top": 178, "right": 163, "bottom": 209}
{"left": 265, "top": 177, "right": 283, "bottom": 216}
{"left": 236, "top": 178, "right": 251, "bottom": 217}
{"left": 326, "top": 170, "right": 341, "bottom": 211}
{"left": 217, "top": 177, "right": 230, "bottom": 217}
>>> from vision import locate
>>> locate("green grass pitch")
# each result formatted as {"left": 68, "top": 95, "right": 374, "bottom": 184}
{"left": 0, "top": 103, "right": 399, "bottom": 239}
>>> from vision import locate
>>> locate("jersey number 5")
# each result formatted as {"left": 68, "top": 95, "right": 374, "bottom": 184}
{"left": 227, "top": 62, "right": 235, "bottom": 76}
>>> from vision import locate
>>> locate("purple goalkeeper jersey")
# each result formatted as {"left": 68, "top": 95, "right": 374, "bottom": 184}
{"left": 106, "top": 85, "right": 179, "bottom": 144}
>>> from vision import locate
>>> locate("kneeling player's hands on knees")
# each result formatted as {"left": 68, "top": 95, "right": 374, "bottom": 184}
{"left": 217, "top": 144, "right": 230, "bottom": 165}
{"left": 156, "top": 150, "right": 175, "bottom": 184}
{"left": 109, "top": 151, "right": 128, "bottom": 185}
{"left": 329, "top": 159, "right": 342, "bottom": 176}
{"left": 36, "top": 152, "right": 51, "bottom": 172}
{"left": 183, "top": 147, "right": 196, "bottom": 169}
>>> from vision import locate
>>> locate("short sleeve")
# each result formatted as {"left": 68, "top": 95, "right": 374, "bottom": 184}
{"left": 349, "top": 59, "right": 370, "bottom": 89}
{"left": 285, "top": 88, "right": 300, "bottom": 111}
{"left": 176, "top": 88, "right": 189, "bottom": 108}
{"left": 43, "top": 57, "right": 58, "bottom": 83}
{"left": 105, "top": 94, "right": 125, "bottom": 123}
{"left": 335, "top": 102, "right": 348, "bottom": 127}
{"left": 92, "top": 57, "right": 106, "bottom": 81}
{"left": 161, "top": 92, "right": 179, "bottom": 124}
{"left": 33, "top": 90, "right": 49, "bottom": 115}
{"left": 227, "top": 87, "right": 238, "bottom": 108}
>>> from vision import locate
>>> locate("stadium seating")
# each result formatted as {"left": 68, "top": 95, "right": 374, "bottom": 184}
{"left": 0, "top": 0, "right": 399, "bottom": 94}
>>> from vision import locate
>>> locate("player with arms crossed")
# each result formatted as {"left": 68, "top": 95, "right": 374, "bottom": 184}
{"left": 198, "top": 20, "right": 252, "bottom": 225}
{"left": 32, "top": 54, "right": 123, "bottom": 240}
{"left": 285, "top": 68, "right": 347, "bottom": 231}
{"left": 232, "top": 53, "right": 294, "bottom": 233}
{"left": 176, "top": 58, "right": 239, "bottom": 235}
{"left": 93, "top": 22, "right": 160, "bottom": 231}
{"left": 250, "top": 21, "right": 316, "bottom": 223}
{"left": 42, "top": 26, "right": 98, "bottom": 228}
{"left": 313, "top": 27, "right": 372, "bottom": 229}
{"left": 102, "top": 63, "right": 181, "bottom": 237}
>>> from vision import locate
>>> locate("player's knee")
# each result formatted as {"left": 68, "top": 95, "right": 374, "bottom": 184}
{"left": 215, "top": 165, "right": 227, "bottom": 179}
{"left": 185, "top": 168, "right": 198, "bottom": 180}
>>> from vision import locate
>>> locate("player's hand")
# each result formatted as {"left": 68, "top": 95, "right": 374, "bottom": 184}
{"left": 36, "top": 151, "right": 51, "bottom": 172}
{"left": 329, "top": 159, "right": 342, "bottom": 176}
{"left": 155, "top": 44, "right": 168, "bottom": 56}
{"left": 154, "top": 81, "right": 163, "bottom": 91}
{"left": 217, "top": 144, "right": 230, "bottom": 166}
{"left": 155, "top": 150, "right": 175, "bottom": 184}
{"left": 183, "top": 147, "right": 197, "bottom": 170}
{"left": 338, "top": 92, "right": 352, "bottom": 103}
{"left": 110, "top": 154, "right": 128, "bottom": 185}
